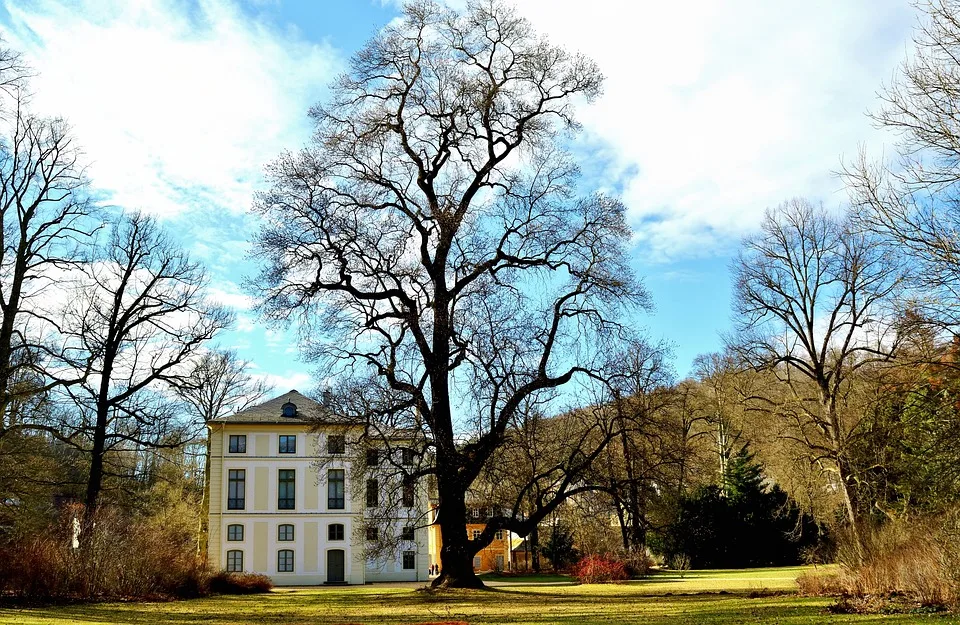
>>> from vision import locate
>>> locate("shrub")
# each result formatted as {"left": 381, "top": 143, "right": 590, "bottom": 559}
{"left": 817, "top": 511, "right": 960, "bottom": 609}
{"left": 572, "top": 554, "right": 628, "bottom": 584}
{"left": 208, "top": 571, "right": 273, "bottom": 594}
{"left": 0, "top": 504, "right": 212, "bottom": 603}
{"left": 624, "top": 551, "right": 655, "bottom": 578}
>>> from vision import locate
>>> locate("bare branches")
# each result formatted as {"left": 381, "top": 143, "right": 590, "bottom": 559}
{"left": 58, "top": 213, "right": 230, "bottom": 512}
{"left": 729, "top": 198, "right": 904, "bottom": 546}
{"left": 248, "top": 0, "right": 646, "bottom": 587}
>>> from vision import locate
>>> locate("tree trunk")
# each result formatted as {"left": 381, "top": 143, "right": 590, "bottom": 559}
{"left": 84, "top": 404, "right": 109, "bottom": 515}
{"left": 836, "top": 457, "right": 863, "bottom": 560}
{"left": 531, "top": 524, "right": 541, "bottom": 573}
{"left": 432, "top": 476, "right": 484, "bottom": 589}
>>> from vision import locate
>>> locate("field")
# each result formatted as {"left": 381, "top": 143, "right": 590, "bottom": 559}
{"left": 2, "top": 566, "right": 958, "bottom": 625}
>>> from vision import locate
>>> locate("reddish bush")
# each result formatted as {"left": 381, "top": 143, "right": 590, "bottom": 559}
{"left": 208, "top": 571, "right": 273, "bottom": 594}
{"left": 572, "top": 554, "right": 629, "bottom": 584}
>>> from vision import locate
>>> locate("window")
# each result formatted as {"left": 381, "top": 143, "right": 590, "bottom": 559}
{"left": 473, "top": 556, "right": 482, "bottom": 570}
{"left": 328, "top": 523, "right": 344, "bottom": 541}
{"left": 401, "top": 448, "right": 414, "bottom": 466}
{"left": 277, "top": 549, "right": 294, "bottom": 572}
{"left": 365, "top": 479, "right": 378, "bottom": 507}
{"left": 328, "top": 469, "right": 345, "bottom": 509}
{"left": 278, "top": 524, "right": 294, "bottom": 542}
{"left": 365, "top": 448, "right": 379, "bottom": 466}
{"left": 327, "top": 435, "right": 345, "bottom": 455}
{"left": 402, "top": 482, "right": 415, "bottom": 507}
{"left": 495, "top": 530, "right": 504, "bottom": 541}
{"left": 366, "top": 526, "right": 379, "bottom": 541}
{"left": 228, "top": 469, "right": 245, "bottom": 510}
{"left": 279, "top": 434, "right": 296, "bottom": 454}
{"left": 401, "top": 526, "right": 415, "bottom": 541}
{"left": 472, "top": 529, "right": 481, "bottom": 540}
{"left": 278, "top": 469, "right": 295, "bottom": 510}
{"left": 402, "top": 551, "right": 415, "bottom": 570}
{"left": 227, "top": 524, "right": 244, "bottom": 541}
{"left": 228, "top": 435, "right": 246, "bottom": 454}
{"left": 226, "top": 550, "right": 243, "bottom": 572}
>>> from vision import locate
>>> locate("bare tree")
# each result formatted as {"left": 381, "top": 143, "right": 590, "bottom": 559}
{"left": 56, "top": 213, "right": 230, "bottom": 516}
{"left": 729, "top": 198, "right": 904, "bottom": 551}
{"left": 845, "top": 0, "right": 960, "bottom": 335}
{"left": 250, "top": 0, "right": 649, "bottom": 587}
{"left": 178, "top": 348, "right": 271, "bottom": 554}
{"left": 178, "top": 349, "right": 271, "bottom": 424}
{"left": 596, "top": 340, "right": 675, "bottom": 555}
{"left": 0, "top": 77, "right": 95, "bottom": 432}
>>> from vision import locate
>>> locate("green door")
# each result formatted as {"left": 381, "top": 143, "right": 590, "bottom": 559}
{"left": 327, "top": 549, "right": 345, "bottom": 583}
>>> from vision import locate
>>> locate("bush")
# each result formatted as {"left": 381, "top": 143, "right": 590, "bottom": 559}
{"left": 623, "top": 551, "right": 655, "bottom": 578}
{"left": 0, "top": 505, "right": 211, "bottom": 603}
{"left": 572, "top": 554, "right": 628, "bottom": 584}
{"left": 208, "top": 571, "right": 273, "bottom": 594}
{"left": 803, "top": 511, "right": 960, "bottom": 610}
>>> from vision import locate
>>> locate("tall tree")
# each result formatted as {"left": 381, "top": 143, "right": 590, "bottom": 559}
{"left": 730, "top": 198, "right": 903, "bottom": 551}
{"left": 845, "top": 0, "right": 960, "bottom": 336}
{"left": 250, "top": 0, "right": 649, "bottom": 587}
{"left": 58, "top": 213, "right": 229, "bottom": 515}
{"left": 0, "top": 54, "right": 95, "bottom": 431}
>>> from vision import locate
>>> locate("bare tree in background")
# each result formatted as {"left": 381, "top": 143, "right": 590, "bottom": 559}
{"left": 730, "top": 198, "right": 904, "bottom": 552}
{"left": 56, "top": 213, "right": 230, "bottom": 516}
{"left": 250, "top": 0, "right": 650, "bottom": 587}
{"left": 178, "top": 349, "right": 271, "bottom": 554}
{"left": 846, "top": 0, "right": 960, "bottom": 335}
{"left": 178, "top": 349, "right": 271, "bottom": 423}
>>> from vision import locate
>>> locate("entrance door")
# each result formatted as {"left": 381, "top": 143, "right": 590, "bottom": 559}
{"left": 327, "top": 549, "right": 345, "bottom": 583}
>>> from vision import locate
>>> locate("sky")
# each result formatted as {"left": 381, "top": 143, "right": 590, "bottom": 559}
{"left": 0, "top": 0, "right": 918, "bottom": 392}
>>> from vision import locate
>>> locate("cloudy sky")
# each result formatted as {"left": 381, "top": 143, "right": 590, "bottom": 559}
{"left": 0, "top": 0, "right": 917, "bottom": 390}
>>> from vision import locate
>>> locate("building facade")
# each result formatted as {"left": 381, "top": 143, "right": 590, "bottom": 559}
{"left": 207, "top": 390, "right": 429, "bottom": 585}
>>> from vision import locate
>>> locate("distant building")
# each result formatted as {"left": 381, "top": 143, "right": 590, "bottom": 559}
{"left": 427, "top": 503, "right": 513, "bottom": 573}
{"left": 206, "top": 390, "right": 429, "bottom": 585}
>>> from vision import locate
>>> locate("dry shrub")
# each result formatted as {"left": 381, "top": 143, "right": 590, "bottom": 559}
{"left": 623, "top": 551, "right": 655, "bottom": 578}
{"left": 828, "top": 511, "right": 960, "bottom": 608}
{"left": 795, "top": 570, "right": 845, "bottom": 596}
{"left": 0, "top": 505, "right": 210, "bottom": 603}
{"left": 208, "top": 571, "right": 273, "bottom": 594}
{"left": 572, "top": 554, "right": 628, "bottom": 584}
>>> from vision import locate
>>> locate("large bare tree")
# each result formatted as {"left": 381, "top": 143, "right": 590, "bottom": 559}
{"left": 250, "top": 0, "right": 649, "bottom": 587}
{"left": 730, "top": 198, "right": 903, "bottom": 551}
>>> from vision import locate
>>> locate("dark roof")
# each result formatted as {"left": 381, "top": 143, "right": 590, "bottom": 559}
{"left": 210, "top": 389, "right": 336, "bottom": 425}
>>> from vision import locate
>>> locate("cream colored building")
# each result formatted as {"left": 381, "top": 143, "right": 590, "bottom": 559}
{"left": 207, "top": 390, "right": 429, "bottom": 585}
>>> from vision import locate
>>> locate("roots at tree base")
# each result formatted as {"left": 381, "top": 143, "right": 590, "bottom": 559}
{"left": 431, "top": 570, "right": 486, "bottom": 589}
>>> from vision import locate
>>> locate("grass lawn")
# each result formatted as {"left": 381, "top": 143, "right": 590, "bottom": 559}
{"left": 2, "top": 566, "right": 958, "bottom": 625}
{"left": 479, "top": 571, "right": 574, "bottom": 583}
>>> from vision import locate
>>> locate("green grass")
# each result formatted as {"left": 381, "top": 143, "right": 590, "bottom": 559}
{"left": 1, "top": 566, "right": 957, "bottom": 625}
{"left": 480, "top": 571, "right": 573, "bottom": 583}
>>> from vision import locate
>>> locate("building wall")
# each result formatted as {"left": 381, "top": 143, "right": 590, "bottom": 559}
{"left": 208, "top": 422, "right": 428, "bottom": 585}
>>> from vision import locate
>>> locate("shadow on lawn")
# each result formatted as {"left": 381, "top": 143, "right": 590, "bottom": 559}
{"left": 0, "top": 589, "right": 923, "bottom": 625}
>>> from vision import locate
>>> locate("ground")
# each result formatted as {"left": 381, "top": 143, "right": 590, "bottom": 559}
{"left": 2, "top": 566, "right": 958, "bottom": 625}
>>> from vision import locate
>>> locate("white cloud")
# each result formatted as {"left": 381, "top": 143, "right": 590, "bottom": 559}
{"left": 253, "top": 369, "right": 312, "bottom": 394}
{"left": 2, "top": 0, "right": 340, "bottom": 218}
{"left": 506, "top": 0, "right": 914, "bottom": 259}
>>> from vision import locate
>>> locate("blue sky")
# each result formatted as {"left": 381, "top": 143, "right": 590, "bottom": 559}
{"left": 0, "top": 0, "right": 917, "bottom": 391}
